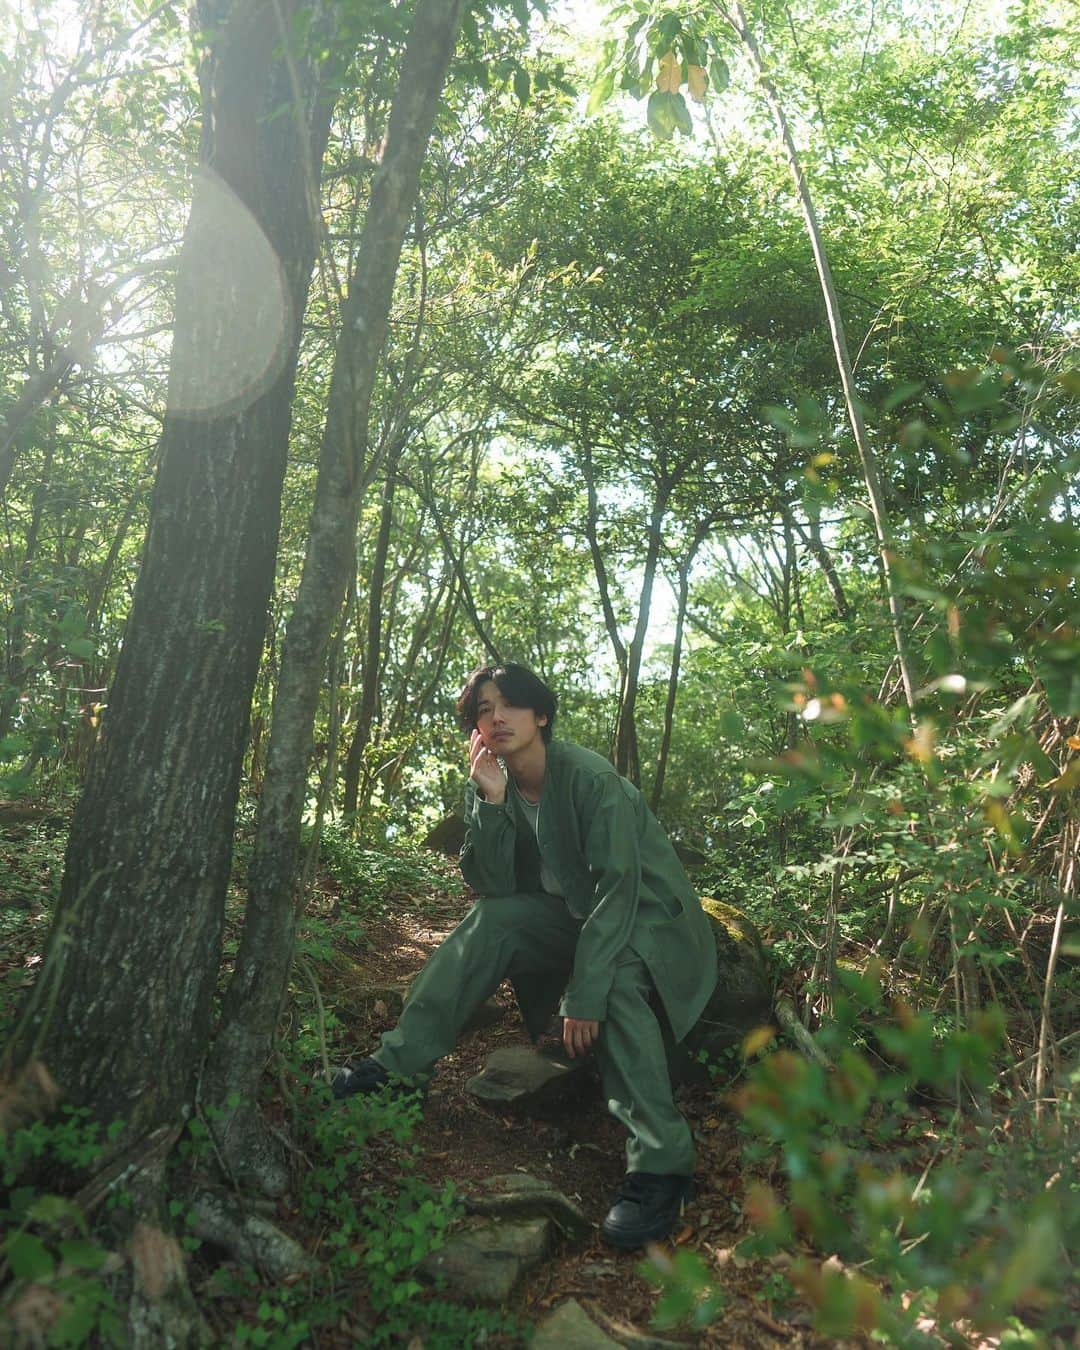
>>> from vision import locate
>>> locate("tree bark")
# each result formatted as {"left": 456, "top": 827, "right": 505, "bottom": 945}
{"left": 5, "top": 0, "right": 338, "bottom": 1153}
{"left": 202, "top": 0, "right": 468, "bottom": 1168}
{"left": 614, "top": 489, "right": 670, "bottom": 782}
{"left": 793, "top": 514, "right": 851, "bottom": 620}
{"left": 651, "top": 522, "right": 708, "bottom": 814}
{"left": 343, "top": 447, "right": 402, "bottom": 817}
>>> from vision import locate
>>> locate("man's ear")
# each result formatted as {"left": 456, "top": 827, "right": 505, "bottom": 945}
{"left": 537, "top": 712, "right": 548, "bottom": 727}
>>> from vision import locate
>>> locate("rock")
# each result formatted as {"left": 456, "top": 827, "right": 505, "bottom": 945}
{"left": 532, "top": 1299, "right": 621, "bottom": 1350}
{"left": 419, "top": 1215, "right": 551, "bottom": 1303}
{"left": 464, "top": 1173, "right": 591, "bottom": 1240}
{"left": 667, "top": 898, "right": 773, "bottom": 1084}
{"left": 466, "top": 1045, "right": 591, "bottom": 1109}
{"left": 423, "top": 812, "right": 466, "bottom": 856}
{"left": 673, "top": 840, "right": 708, "bottom": 869}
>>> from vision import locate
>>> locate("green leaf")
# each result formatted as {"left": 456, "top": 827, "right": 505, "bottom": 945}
{"left": 65, "top": 637, "right": 96, "bottom": 659}
{"left": 709, "top": 55, "right": 730, "bottom": 94}
{"left": 28, "top": 1193, "right": 84, "bottom": 1228}
{"left": 587, "top": 68, "right": 615, "bottom": 114}
{"left": 57, "top": 1237, "right": 108, "bottom": 1270}
{"left": 5, "top": 1230, "right": 55, "bottom": 1280}
{"left": 672, "top": 91, "right": 693, "bottom": 135}
{"left": 646, "top": 90, "right": 677, "bottom": 140}
{"left": 881, "top": 380, "right": 924, "bottom": 411}
{"left": 513, "top": 67, "right": 530, "bottom": 105}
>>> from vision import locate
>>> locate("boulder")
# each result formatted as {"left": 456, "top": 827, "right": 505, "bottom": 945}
{"left": 667, "top": 897, "right": 772, "bottom": 1084}
{"left": 419, "top": 1215, "right": 551, "bottom": 1303}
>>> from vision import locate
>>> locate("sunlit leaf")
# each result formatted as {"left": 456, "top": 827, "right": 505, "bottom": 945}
{"left": 656, "top": 49, "right": 681, "bottom": 94}
{"left": 709, "top": 55, "right": 730, "bottom": 93}
{"left": 587, "top": 68, "right": 616, "bottom": 114}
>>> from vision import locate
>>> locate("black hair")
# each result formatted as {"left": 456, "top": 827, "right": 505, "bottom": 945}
{"left": 456, "top": 662, "right": 558, "bottom": 744}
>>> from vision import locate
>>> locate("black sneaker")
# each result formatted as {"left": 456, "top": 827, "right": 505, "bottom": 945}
{"left": 332, "top": 1057, "right": 391, "bottom": 1100}
{"left": 600, "top": 1172, "right": 694, "bottom": 1249}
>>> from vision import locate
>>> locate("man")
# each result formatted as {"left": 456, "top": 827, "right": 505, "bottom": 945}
{"left": 334, "top": 662, "right": 718, "bottom": 1248}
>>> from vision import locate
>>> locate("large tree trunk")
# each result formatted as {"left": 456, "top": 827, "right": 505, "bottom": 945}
{"left": 202, "top": 0, "right": 468, "bottom": 1176}
{"left": 5, "top": 0, "right": 336, "bottom": 1155}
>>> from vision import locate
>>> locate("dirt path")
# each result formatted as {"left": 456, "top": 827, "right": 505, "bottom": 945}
{"left": 335, "top": 885, "right": 858, "bottom": 1349}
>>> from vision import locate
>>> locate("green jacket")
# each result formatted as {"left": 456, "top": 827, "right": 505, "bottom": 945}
{"left": 460, "top": 739, "right": 717, "bottom": 1042}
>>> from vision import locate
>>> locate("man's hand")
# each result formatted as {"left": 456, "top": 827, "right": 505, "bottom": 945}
{"left": 562, "top": 1016, "right": 599, "bottom": 1059}
{"left": 469, "top": 729, "right": 506, "bottom": 803}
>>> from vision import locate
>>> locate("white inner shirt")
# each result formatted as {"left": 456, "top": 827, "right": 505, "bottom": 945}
{"left": 512, "top": 785, "right": 564, "bottom": 898}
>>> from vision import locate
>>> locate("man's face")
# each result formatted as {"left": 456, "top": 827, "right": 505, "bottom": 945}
{"left": 474, "top": 679, "right": 547, "bottom": 756}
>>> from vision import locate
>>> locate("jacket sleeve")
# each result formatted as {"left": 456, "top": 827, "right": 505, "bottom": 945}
{"left": 459, "top": 780, "right": 519, "bottom": 896}
{"left": 559, "top": 771, "right": 641, "bottom": 1024}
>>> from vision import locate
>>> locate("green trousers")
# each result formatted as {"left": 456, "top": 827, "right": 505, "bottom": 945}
{"left": 373, "top": 892, "right": 694, "bottom": 1176}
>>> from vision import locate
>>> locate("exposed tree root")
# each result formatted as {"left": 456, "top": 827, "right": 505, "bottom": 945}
{"left": 203, "top": 1099, "right": 291, "bottom": 1199}
{"left": 774, "top": 994, "right": 832, "bottom": 1069}
{"left": 127, "top": 1219, "right": 207, "bottom": 1349}
{"left": 124, "top": 1161, "right": 208, "bottom": 1349}
{"left": 188, "top": 1186, "right": 317, "bottom": 1280}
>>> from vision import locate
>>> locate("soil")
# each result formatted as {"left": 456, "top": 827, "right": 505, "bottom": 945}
{"left": 327, "top": 878, "right": 869, "bottom": 1349}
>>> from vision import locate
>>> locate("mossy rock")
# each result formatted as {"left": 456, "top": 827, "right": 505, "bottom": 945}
{"left": 666, "top": 898, "right": 773, "bottom": 1085}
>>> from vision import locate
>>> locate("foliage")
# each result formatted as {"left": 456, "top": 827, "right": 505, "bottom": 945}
{"left": 267, "top": 1078, "right": 518, "bottom": 1347}
{"left": 735, "top": 974, "right": 1077, "bottom": 1344}
{"left": 0, "top": 1109, "right": 124, "bottom": 1346}
{"left": 640, "top": 1245, "right": 727, "bottom": 1329}
{"left": 1, "top": 0, "right": 1078, "bottom": 1334}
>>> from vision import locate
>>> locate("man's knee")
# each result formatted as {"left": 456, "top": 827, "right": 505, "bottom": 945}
{"left": 462, "top": 893, "right": 536, "bottom": 936}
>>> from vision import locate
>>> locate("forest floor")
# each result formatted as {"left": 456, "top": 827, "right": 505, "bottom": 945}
{"left": 5, "top": 820, "right": 1067, "bottom": 1347}
{"left": 312, "top": 864, "right": 870, "bottom": 1349}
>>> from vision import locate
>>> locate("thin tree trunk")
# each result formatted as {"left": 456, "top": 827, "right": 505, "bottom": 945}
{"left": 725, "top": 0, "right": 916, "bottom": 713}
{"left": 203, "top": 0, "right": 468, "bottom": 1178}
{"left": 650, "top": 522, "right": 707, "bottom": 814}
{"left": 343, "top": 451, "right": 400, "bottom": 816}
{"left": 581, "top": 437, "right": 628, "bottom": 687}
{"left": 614, "top": 491, "right": 670, "bottom": 782}
{"left": 1034, "top": 818, "right": 1075, "bottom": 1118}
{"left": 793, "top": 515, "right": 851, "bottom": 619}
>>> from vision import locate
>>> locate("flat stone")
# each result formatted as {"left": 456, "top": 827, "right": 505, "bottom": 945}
{"left": 465, "top": 1173, "right": 591, "bottom": 1240}
{"left": 418, "top": 1216, "right": 551, "bottom": 1303}
{"left": 532, "top": 1299, "right": 621, "bottom": 1350}
{"left": 465, "top": 1045, "right": 589, "bottom": 1109}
